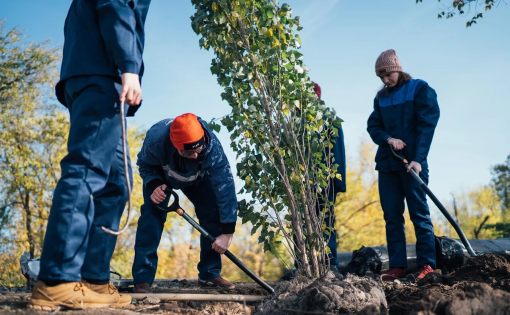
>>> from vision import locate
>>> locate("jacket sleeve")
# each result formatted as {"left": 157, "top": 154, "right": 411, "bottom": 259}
{"left": 206, "top": 143, "right": 238, "bottom": 234}
{"left": 95, "top": 0, "right": 142, "bottom": 74}
{"left": 414, "top": 84, "right": 440, "bottom": 164}
{"left": 333, "top": 127, "right": 346, "bottom": 193}
{"left": 367, "top": 98, "right": 391, "bottom": 146}
{"left": 137, "top": 136, "right": 165, "bottom": 190}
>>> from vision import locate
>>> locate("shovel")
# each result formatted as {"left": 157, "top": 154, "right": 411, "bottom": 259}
{"left": 389, "top": 147, "right": 477, "bottom": 257}
{"left": 156, "top": 188, "right": 275, "bottom": 294}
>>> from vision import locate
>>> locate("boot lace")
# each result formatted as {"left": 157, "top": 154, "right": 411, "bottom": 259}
{"left": 73, "top": 282, "right": 86, "bottom": 296}
{"left": 107, "top": 283, "right": 119, "bottom": 295}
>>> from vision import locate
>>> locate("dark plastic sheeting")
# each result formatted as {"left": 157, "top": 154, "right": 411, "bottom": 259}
{"left": 338, "top": 238, "right": 510, "bottom": 271}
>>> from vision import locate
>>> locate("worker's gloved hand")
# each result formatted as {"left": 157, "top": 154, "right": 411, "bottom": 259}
{"left": 150, "top": 184, "right": 167, "bottom": 204}
{"left": 387, "top": 137, "right": 406, "bottom": 151}
{"left": 212, "top": 234, "right": 233, "bottom": 254}
{"left": 407, "top": 161, "right": 422, "bottom": 174}
{"left": 120, "top": 72, "right": 142, "bottom": 106}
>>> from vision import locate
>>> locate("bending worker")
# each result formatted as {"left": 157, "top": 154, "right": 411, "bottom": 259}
{"left": 132, "top": 113, "right": 238, "bottom": 292}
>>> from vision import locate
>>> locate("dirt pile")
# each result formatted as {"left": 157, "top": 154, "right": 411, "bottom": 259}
{"left": 451, "top": 253, "right": 510, "bottom": 286}
{"left": 386, "top": 281, "right": 510, "bottom": 315}
{"left": 385, "top": 254, "right": 510, "bottom": 314}
{"left": 256, "top": 273, "right": 387, "bottom": 314}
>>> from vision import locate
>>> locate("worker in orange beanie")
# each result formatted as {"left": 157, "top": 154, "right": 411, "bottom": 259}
{"left": 132, "top": 113, "right": 238, "bottom": 292}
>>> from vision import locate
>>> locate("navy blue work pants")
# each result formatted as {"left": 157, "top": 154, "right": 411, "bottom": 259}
{"left": 378, "top": 169, "right": 436, "bottom": 269}
{"left": 132, "top": 179, "right": 223, "bottom": 284}
{"left": 38, "top": 76, "right": 131, "bottom": 282}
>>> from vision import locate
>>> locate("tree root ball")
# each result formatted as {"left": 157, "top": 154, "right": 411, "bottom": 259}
{"left": 256, "top": 274, "right": 387, "bottom": 314}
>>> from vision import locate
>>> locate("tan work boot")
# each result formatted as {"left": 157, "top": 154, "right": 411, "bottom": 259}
{"left": 82, "top": 280, "right": 132, "bottom": 307}
{"left": 29, "top": 280, "right": 116, "bottom": 311}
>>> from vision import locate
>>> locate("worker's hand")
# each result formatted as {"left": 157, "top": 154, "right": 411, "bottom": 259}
{"left": 407, "top": 161, "right": 422, "bottom": 174}
{"left": 212, "top": 234, "right": 233, "bottom": 254}
{"left": 120, "top": 73, "right": 142, "bottom": 106}
{"left": 387, "top": 137, "right": 406, "bottom": 151}
{"left": 150, "top": 184, "right": 167, "bottom": 204}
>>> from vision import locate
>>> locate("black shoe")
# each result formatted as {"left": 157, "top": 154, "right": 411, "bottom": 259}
{"left": 133, "top": 282, "right": 151, "bottom": 293}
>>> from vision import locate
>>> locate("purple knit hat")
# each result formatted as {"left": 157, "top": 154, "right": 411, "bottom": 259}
{"left": 375, "top": 49, "right": 402, "bottom": 76}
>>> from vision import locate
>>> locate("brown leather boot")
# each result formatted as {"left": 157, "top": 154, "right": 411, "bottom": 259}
{"left": 199, "top": 276, "right": 235, "bottom": 289}
{"left": 29, "top": 281, "right": 116, "bottom": 311}
{"left": 82, "top": 280, "right": 131, "bottom": 308}
{"left": 133, "top": 282, "right": 151, "bottom": 293}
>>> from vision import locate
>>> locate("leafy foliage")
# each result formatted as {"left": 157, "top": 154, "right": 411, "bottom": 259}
{"left": 487, "top": 154, "right": 510, "bottom": 237}
{"left": 491, "top": 154, "right": 510, "bottom": 213}
{"left": 440, "top": 186, "right": 503, "bottom": 240}
{"left": 0, "top": 23, "right": 62, "bottom": 261}
{"left": 191, "top": 0, "right": 342, "bottom": 277}
{"left": 416, "top": 0, "right": 502, "bottom": 27}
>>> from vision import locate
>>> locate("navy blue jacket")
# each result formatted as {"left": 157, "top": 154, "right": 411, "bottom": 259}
{"left": 331, "top": 126, "right": 346, "bottom": 193}
{"left": 56, "top": 0, "right": 151, "bottom": 109}
{"left": 367, "top": 79, "right": 440, "bottom": 171}
{"left": 137, "top": 118, "right": 238, "bottom": 227}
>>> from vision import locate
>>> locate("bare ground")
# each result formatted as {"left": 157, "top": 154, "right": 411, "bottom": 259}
{"left": 1, "top": 254, "right": 509, "bottom": 314}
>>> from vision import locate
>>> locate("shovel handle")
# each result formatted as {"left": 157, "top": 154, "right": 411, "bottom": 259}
{"left": 154, "top": 188, "right": 275, "bottom": 293}
{"left": 389, "top": 146, "right": 477, "bottom": 256}
{"left": 155, "top": 187, "right": 180, "bottom": 213}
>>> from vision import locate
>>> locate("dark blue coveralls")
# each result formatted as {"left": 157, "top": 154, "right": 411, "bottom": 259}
{"left": 322, "top": 126, "right": 346, "bottom": 267}
{"left": 367, "top": 79, "right": 440, "bottom": 269}
{"left": 38, "top": 0, "right": 151, "bottom": 283}
{"left": 132, "top": 119, "right": 238, "bottom": 285}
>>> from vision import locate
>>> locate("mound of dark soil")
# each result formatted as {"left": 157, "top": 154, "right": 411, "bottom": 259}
{"left": 386, "top": 281, "right": 510, "bottom": 315}
{"left": 451, "top": 253, "right": 510, "bottom": 284}
{"left": 385, "top": 253, "right": 510, "bottom": 314}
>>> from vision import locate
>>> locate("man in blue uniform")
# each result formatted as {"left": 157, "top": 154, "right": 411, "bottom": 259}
{"left": 30, "top": 0, "right": 151, "bottom": 310}
{"left": 132, "top": 113, "right": 238, "bottom": 292}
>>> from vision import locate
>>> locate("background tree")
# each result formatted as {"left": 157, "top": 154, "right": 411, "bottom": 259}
{"left": 417, "top": 0, "right": 504, "bottom": 27}
{"left": 491, "top": 154, "right": 510, "bottom": 214}
{"left": 435, "top": 185, "right": 503, "bottom": 240}
{"left": 0, "top": 23, "right": 63, "bottom": 261}
{"left": 192, "top": 0, "right": 342, "bottom": 278}
{"left": 486, "top": 154, "right": 510, "bottom": 237}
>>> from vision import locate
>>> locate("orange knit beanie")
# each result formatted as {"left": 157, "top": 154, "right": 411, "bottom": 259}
{"left": 170, "top": 113, "right": 205, "bottom": 150}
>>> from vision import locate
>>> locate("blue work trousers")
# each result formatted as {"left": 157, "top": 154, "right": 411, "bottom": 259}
{"left": 378, "top": 169, "right": 436, "bottom": 269}
{"left": 132, "top": 178, "right": 223, "bottom": 285}
{"left": 38, "top": 76, "right": 131, "bottom": 282}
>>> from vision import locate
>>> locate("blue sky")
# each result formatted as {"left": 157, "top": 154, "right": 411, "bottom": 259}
{"left": 2, "top": 0, "right": 509, "bottom": 203}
